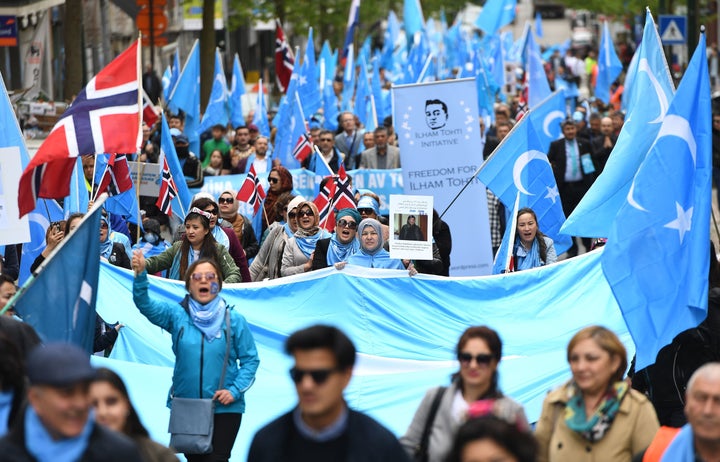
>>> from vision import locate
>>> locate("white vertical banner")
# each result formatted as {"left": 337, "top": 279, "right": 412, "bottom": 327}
{"left": 392, "top": 78, "right": 493, "bottom": 276}
{"left": 20, "top": 10, "right": 53, "bottom": 100}
{"left": 0, "top": 147, "right": 30, "bottom": 244}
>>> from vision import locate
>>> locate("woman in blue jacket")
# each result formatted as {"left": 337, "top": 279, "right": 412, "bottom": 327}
{"left": 131, "top": 253, "right": 259, "bottom": 462}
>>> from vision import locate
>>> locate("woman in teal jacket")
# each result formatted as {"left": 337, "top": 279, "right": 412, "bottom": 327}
{"left": 132, "top": 253, "right": 259, "bottom": 462}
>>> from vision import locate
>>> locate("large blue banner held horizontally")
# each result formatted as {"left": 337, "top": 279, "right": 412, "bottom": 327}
{"left": 97, "top": 249, "right": 630, "bottom": 461}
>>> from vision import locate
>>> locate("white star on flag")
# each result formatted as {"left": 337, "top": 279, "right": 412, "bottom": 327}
{"left": 544, "top": 185, "right": 560, "bottom": 204}
{"left": 664, "top": 202, "right": 693, "bottom": 244}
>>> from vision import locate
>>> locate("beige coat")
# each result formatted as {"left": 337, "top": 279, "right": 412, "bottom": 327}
{"left": 535, "top": 383, "right": 659, "bottom": 462}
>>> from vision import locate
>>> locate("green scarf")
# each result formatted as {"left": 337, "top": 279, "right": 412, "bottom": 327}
{"left": 564, "top": 381, "right": 629, "bottom": 442}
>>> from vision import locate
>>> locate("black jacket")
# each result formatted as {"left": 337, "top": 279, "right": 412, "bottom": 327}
{"left": 0, "top": 405, "right": 142, "bottom": 461}
{"left": 547, "top": 137, "right": 596, "bottom": 188}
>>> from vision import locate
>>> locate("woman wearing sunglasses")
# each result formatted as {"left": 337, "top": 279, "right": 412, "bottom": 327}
{"left": 280, "top": 201, "right": 330, "bottom": 276}
{"left": 131, "top": 255, "right": 260, "bottom": 462}
{"left": 400, "top": 326, "right": 528, "bottom": 462}
{"left": 250, "top": 194, "right": 300, "bottom": 281}
{"left": 311, "top": 208, "right": 362, "bottom": 270}
{"left": 262, "top": 166, "right": 293, "bottom": 234}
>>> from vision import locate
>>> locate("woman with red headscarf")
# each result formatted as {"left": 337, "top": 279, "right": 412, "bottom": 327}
{"left": 262, "top": 166, "right": 293, "bottom": 233}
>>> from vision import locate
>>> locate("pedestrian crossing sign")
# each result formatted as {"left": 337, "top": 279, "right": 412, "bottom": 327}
{"left": 659, "top": 15, "right": 687, "bottom": 45}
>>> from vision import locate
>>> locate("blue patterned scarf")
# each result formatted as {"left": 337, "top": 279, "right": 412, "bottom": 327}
{"left": 187, "top": 297, "right": 226, "bottom": 342}
{"left": 565, "top": 381, "right": 628, "bottom": 442}
{"left": 514, "top": 238, "right": 542, "bottom": 271}
{"left": 25, "top": 405, "right": 94, "bottom": 462}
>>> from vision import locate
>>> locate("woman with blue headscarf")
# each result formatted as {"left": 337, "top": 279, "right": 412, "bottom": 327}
{"left": 280, "top": 201, "right": 330, "bottom": 276}
{"left": 512, "top": 207, "right": 556, "bottom": 271}
{"left": 311, "top": 208, "right": 361, "bottom": 270}
{"left": 100, "top": 213, "right": 131, "bottom": 269}
{"left": 346, "top": 218, "right": 417, "bottom": 274}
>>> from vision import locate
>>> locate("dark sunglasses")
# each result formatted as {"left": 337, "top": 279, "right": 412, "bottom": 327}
{"left": 289, "top": 367, "right": 339, "bottom": 385}
{"left": 358, "top": 208, "right": 375, "bottom": 215}
{"left": 288, "top": 212, "right": 297, "bottom": 219}
{"left": 218, "top": 197, "right": 234, "bottom": 204}
{"left": 100, "top": 223, "right": 108, "bottom": 229}
{"left": 319, "top": 138, "right": 333, "bottom": 142}
{"left": 268, "top": 177, "right": 280, "bottom": 184}
{"left": 337, "top": 219, "right": 357, "bottom": 229}
{"left": 298, "top": 210, "right": 314, "bottom": 218}
{"left": 458, "top": 352, "right": 494, "bottom": 365}
{"left": 203, "top": 209, "right": 218, "bottom": 216}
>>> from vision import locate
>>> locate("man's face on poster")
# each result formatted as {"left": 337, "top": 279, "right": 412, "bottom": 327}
{"left": 425, "top": 103, "right": 447, "bottom": 130}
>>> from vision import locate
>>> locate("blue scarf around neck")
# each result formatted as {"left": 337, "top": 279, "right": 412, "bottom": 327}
{"left": 99, "top": 217, "right": 114, "bottom": 259}
{"left": 295, "top": 229, "right": 330, "bottom": 258}
{"left": 347, "top": 248, "right": 405, "bottom": 269}
{"left": 326, "top": 234, "right": 359, "bottom": 265}
{"left": 282, "top": 221, "right": 293, "bottom": 238}
{"left": 25, "top": 405, "right": 94, "bottom": 462}
{"left": 187, "top": 296, "right": 226, "bottom": 341}
{"left": 514, "top": 237, "right": 543, "bottom": 271}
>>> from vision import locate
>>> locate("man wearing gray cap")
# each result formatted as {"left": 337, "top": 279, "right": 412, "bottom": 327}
{"left": 0, "top": 342, "right": 141, "bottom": 461}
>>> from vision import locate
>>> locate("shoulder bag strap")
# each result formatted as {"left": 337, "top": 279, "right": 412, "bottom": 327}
{"left": 218, "top": 308, "right": 231, "bottom": 389}
{"left": 417, "top": 386, "right": 446, "bottom": 462}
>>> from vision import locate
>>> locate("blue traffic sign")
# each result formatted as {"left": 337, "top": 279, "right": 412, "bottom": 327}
{"left": 658, "top": 15, "right": 687, "bottom": 45}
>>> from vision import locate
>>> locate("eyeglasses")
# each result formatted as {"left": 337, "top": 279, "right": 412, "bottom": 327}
{"left": 288, "top": 212, "right": 297, "bottom": 219}
{"left": 218, "top": 197, "right": 234, "bottom": 204}
{"left": 337, "top": 219, "right": 357, "bottom": 229}
{"left": 203, "top": 209, "right": 218, "bottom": 216}
{"left": 100, "top": 223, "right": 108, "bottom": 229}
{"left": 268, "top": 177, "right": 280, "bottom": 184}
{"left": 190, "top": 272, "right": 217, "bottom": 281}
{"left": 319, "top": 138, "right": 333, "bottom": 142}
{"left": 358, "top": 208, "right": 375, "bottom": 215}
{"left": 298, "top": 210, "right": 314, "bottom": 218}
{"left": 289, "top": 367, "right": 339, "bottom": 385}
{"left": 458, "top": 352, "right": 494, "bottom": 366}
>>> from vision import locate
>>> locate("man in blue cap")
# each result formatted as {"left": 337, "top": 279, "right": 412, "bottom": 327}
{"left": 0, "top": 342, "right": 141, "bottom": 461}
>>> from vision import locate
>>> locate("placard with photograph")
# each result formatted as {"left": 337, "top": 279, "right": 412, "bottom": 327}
{"left": 389, "top": 194, "right": 433, "bottom": 260}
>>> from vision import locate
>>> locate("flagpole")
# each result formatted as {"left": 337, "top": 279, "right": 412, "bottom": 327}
{"left": 90, "top": 155, "right": 98, "bottom": 203}
{"left": 439, "top": 89, "right": 562, "bottom": 219}
{"left": 136, "top": 161, "right": 145, "bottom": 242}
{"left": 1, "top": 194, "right": 109, "bottom": 316}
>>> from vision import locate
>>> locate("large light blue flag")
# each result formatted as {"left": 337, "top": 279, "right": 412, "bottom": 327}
{"left": 162, "top": 49, "right": 180, "bottom": 102}
{"left": 561, "top": 10, "right": 674, "bottom": 238}
{"left": 298, "top": 28, "right": 321, "bottom": 116}
{"left": 319, "top": 41, "right": 337, "bottom": 88}
{"left": 322, "top": 80, "right": 340, "bottom": 132}
{"left": 64, "top": 156, "right": 89, "bottom": 217}
{"left": 602, "top": 33, "right": 711, "bottom": 370}
{"left": 381, "top": 11, "right": 401, "bottom": 70}
{"left": 403, "top": 0, "right": 424, "bottom": 39}
{"left": 273, "top": 63, "right": 301, "bottom": 168}
{"left": 525, "top": 30, "right": 551, "bottom": 108}
{"left": 13, "top": 201, "right": 103, "bottom": 353}
{"left": 341, "top": 44, "right": 355, "bottom": 112}
{"left": 96, "top": 248, "right": 630, "bottom": 460}
{"left": 160, "top": 113, "right": 192, "bottom": 219}
{"left": 595, "top": 21, "right": 622, "bottom": 104}
{"left": 198, "top": 48, "right": 229, "bottom": 133}
{"left": 354, "top": 56, "right": 373, "bottom": 127}
{"left": 478, "top": 97, "right": 572, "bottom": 254}
{"left": 168, "top": 40, "right": 201, "bottom": 156}
{"left": 230, "top": 53, "right": 247, "bottom": 129}
{"left": 475, "top": 0, "right": 517, "bottom": 36}
{"left": 526, "top": 89, "right": 565, "bottom": 148}
{"left": 252, "top": 80, "right": 271, "bottom": 137}
{"left": 277, "top": 93, "right": 307, "bottom": 170}
{"left": 93, "top": 155, "right": 141, "bottom": 225}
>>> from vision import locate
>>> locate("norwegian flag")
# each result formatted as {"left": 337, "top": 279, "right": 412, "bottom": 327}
{"left": 237, "top": 164, "right": 266, "bottom": 216}
{"left": 314, "top": 179, "right": 336, "bottom": 231}
{"left": 293, "top": 133, "right": 313, "bottom": 162}
{"left": 275, "top": 20, "right": 294, "bottom": 93}
{"left": 96, "top": 154, "right": 133, "bottom": 198}
{"left": 333, "top": 164, "right": 356, "bottom": 211}
{"left": 142, "top": 89, "right": 160, "bottom": 128}
{"left": 156, "top": 153, "right": 178, "bottom": 217}
{"left": 18, "top": 40, "right": 141, "bottom": 217}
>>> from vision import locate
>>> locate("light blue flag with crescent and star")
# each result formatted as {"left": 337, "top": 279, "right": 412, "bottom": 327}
{"left": 527, "top": 89, "right": 565, "bottom": 147}
{"left": 478, "top": 95, "right": 572, "bottom": 254}
{"left": 601, "top": 32, "right": 711, "bottom": 370}
{"left": 403, "top": 0, "right": 424, "bottom": 39}
{"left": 475, "top": 0, "right": 517, "bottom": 37}
{"left": 199, "top": 48, "right": 230, "bottom": 133}
{"left": 252, "top": 79, "right": 271, "bottom": 138}
{"left": 13, "top": 199, "right": 103, "bottom": 353}
{"left": 525, "top": 29, "right": 552, "bottom": 108}
{"left": 561, "top": 10, "right": 675, "bottom": 238}
{"left": 298, "top": 27, "right": 321, "bottom": 117}
{"left": 168, "top": 39, "right": 201, "bottom": 156}
{"left": 595, "top": 21, "right": 622, "bottom": 104}
{"left": 230, "top": 53, "right": 247, "bottom": 129}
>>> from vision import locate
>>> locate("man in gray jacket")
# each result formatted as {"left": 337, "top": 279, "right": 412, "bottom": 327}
{"left": 359, "top": 127, "right": 401, "bottom": 169}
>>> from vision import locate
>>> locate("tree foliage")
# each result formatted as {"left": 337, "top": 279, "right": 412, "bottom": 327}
{"left": 557, "top": 0, "right": 659, "bottom": 18}
{"left": 228, "top": 0, "right": 468, "bottom": 50}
